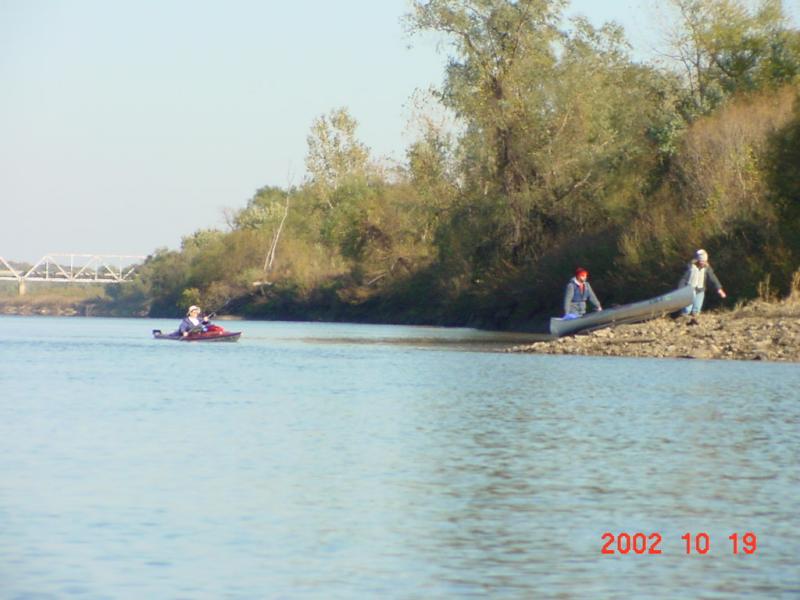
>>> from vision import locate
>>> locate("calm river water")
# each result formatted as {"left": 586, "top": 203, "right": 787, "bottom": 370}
{"left": 1, "top": 316, "right": 798, "bottom": 599}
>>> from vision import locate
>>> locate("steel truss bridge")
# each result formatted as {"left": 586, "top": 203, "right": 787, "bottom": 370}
{"left": 0, "top": 254, "right": 145, "bottom": 294}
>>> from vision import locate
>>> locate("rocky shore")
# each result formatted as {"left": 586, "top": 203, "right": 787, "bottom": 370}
{"left": 507, "top": 299, "right": 800, "bottom": 362}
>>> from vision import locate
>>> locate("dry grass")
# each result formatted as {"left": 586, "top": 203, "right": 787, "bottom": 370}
{"left": 677, "top": 87, "right": 797, "bottom": 226}
{"left": 790, "top": 270, "right": 800, "bottom": 302}
{"left": 732, "top": 269, "right": 800, "bottom": 319}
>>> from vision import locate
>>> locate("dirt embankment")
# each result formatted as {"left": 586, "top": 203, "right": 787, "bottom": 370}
{"left": 0, "top": 299, "right": 99, "bottom": 317}
{"left": 506, "top": 299, "right": 800, "bottom": 362}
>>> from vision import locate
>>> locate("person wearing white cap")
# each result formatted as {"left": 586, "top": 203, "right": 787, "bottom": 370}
{"left": 678, "top": 249, "right": 727, "bottom": 323}
{"left": 178, "top": 305, "right": 209, "bottom": 337}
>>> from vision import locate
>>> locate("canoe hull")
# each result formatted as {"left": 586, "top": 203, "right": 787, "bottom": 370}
{"left": 549, "top": 285, "right": 693, "bottom": 337}
{"left": 152, "top": 329, "right": 241, "bottom": 342}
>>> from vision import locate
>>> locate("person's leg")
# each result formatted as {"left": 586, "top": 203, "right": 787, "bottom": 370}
{"left": 682, "top": 290, "right": 697, "bottom": 315}
{"left": 691, "top": 290, "right": 705, "bottom": 316}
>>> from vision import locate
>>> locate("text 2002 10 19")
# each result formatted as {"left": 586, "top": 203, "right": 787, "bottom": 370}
{"left": 601, "top": 532, "right": 757, "bottom": 555}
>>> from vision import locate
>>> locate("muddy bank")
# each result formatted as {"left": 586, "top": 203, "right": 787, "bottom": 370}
{"left": 506, "top": 300, "right": 800, "bottom": 362}
{"left": 0, "top": 301, "right": 105, "bottom": 317}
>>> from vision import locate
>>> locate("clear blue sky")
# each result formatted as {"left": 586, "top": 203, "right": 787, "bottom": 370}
{"left": 1, "top": 0, "right": 797, "bottom": 263}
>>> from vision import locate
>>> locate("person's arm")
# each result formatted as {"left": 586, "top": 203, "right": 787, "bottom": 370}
{"left": 563, "top": 283, "right": 573, "bottom": 315}
{"left": 586, "top": 282, "right": 602, "bottom": 310}
{"left": 706, "top": 265, "right": 726, "bottom": 297}
{"left": 678, "top": 264, "right": 691, "bottom": 288}
{"left": 178, "top": 318, "right": 191, "bottom": 336}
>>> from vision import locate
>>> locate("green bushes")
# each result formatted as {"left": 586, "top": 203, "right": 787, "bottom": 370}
{"left": 104, "top": 1, "right": 800, "bottom": 327}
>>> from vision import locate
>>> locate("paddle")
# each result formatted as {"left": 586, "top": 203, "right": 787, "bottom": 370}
{"left": 203, "top": 297, "right": 233, "bottom": 320}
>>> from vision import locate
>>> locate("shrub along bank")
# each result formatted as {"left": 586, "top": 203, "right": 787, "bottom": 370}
{"left": 42, "top": 3, "right": 800, "bottom": 327}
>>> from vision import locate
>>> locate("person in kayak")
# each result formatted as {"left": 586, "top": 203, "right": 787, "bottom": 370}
{"left": 563, "top": 267, "right": 603, "bottom": 317}
{"left": 678, "top": 249, "right": 726, "bottom": 323}
{"left": 178, "top": 305, "right": 210, "bottom": 337}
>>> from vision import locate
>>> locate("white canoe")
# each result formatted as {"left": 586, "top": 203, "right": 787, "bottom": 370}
{"left": 549, "top": 285, "right": 694, "bottom": 337}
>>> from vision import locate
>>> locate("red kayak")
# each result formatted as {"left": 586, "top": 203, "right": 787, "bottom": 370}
{"left": 152, "top": 324, "right": 242, "bottom": 342}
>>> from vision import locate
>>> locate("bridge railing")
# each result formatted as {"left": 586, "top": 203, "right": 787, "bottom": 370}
{"left": 0, "top": 254, "right": 146, "bottom": 285}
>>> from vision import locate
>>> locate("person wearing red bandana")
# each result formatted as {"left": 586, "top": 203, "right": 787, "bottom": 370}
{"left": 563, "top": 267, "right": 603, "bottom": 317}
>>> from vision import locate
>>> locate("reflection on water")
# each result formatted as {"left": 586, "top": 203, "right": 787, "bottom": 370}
{"left": 0, "top": 316, "right": 798, "bottom": 598}
{"left": 302, "top": 332, "right": 549, "bottom": 352}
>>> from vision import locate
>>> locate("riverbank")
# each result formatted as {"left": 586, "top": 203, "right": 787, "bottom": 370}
{"left": 0, "top": 288, "right": 108, "bottom": 317}
{"left": 506, "top": 297, "right": 800, "bottom": 362}
{"left": 0, "top": 302, "right": 96, "bottom": 317}
{"left": 4, "top": 286, "right": 799, "bottom": 363}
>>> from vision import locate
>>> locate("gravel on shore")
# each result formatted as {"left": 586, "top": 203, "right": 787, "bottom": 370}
{"left": 506, "top": 299, "right": 800, "bottom": 362}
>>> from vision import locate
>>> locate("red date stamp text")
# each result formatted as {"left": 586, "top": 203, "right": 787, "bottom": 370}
{"left": 601, "top": 532, "right": 757, "bottom": 555}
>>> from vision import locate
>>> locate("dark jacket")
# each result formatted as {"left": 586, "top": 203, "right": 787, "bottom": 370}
{"left": 564, "top": 277, "right": 601, "bottom": 316}
{"left": 178, "top": 316, "right": 208, "bottom": 335}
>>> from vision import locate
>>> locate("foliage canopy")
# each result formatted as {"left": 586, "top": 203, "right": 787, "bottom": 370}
{"left": 109, "top": 0, "right": 800, "bottom": 328}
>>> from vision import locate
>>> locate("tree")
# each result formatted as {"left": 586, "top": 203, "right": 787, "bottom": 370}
{"left": 660, "top": 0, "right": 800, "bottom": 116}
{"left": 233, "top": 186, "right": 293, "bottom": 277}
{"left": 406, "top": 117, "right": 460, "bottom": 242}
{"left": 233, "top": 186, "right": 289, "bottom": 230}
{"left": 766, "top": 88, "right": 800, "bottom": 276}
{"left": 305, "top": 107, "right": 371, "bottom": 209}
{"left": 409, "top": 0, "right": 565, "bottom": 199}
{"left": 408, "top": 0, "right": 663, "bottom": 267}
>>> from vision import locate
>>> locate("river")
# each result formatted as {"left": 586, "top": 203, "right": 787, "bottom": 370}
{"left": 0, "top": 316, "right": 798, "bottom": 599}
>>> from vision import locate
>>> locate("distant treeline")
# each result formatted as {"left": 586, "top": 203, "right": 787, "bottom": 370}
{"left": 104, "top": 0, "right": 800, "bottom": 329}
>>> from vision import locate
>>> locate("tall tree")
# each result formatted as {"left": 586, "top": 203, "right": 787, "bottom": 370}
{"left": 408, "top": 0, "right": 659, "bottom": 265}
{"left": 305, "top": 107, "right": 370, "bottom": 209}
{"left": 661, "top": 0, "right": 800, "bottom": 115}
{"left": 409, "top": 0, "right": 564, "bottom": 200}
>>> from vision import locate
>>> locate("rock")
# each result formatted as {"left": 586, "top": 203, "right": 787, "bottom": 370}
{"left": 507, "top": 304, "right": 800, "bottom": 362}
